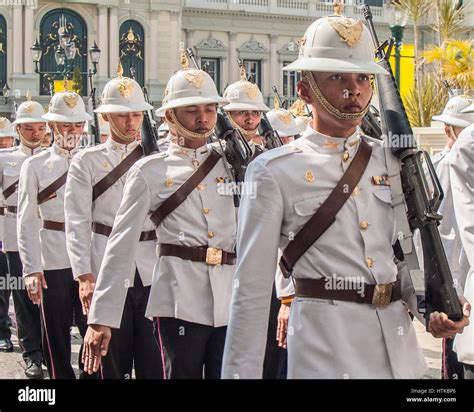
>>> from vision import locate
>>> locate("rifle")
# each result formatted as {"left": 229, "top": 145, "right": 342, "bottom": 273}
{"left": 215, "top": 111, "right": 253, "bottom": 206}
{"left": 271, "top": 86, "right": 289, "bottom": 111}
{"left": 364, "top": 5, "right": 463, "bottom": 324}
{"left": 360, "top": 105, "right": 382, "bottom": 139}
{"left": 258, "top": 114, "right": 283, "bottom": 149}
{"left": 130, "top": 67, "right": 159, "bottom": 155}
{"left": 88, "top": 69, "right": 101, "bottom": 146}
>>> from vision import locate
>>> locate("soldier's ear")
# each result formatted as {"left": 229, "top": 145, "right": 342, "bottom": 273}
{"left": 164, "top": 110, "right": 175, "bottom": 125}
{"left": 297, "top": 80, "right": 311, "bottom": 105}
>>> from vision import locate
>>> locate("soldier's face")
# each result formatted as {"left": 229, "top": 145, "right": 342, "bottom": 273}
{"left": 52, "top": 122, "right": 84, "bottom": 149}
{"left": 172, "top": 104, "right": 218, "bottom": 135}
{"left": 298, "top": 72, "right": 372, "bottom": 134}
{"left": 17, "top": 123, "right": 47, "bottom": 145}
{"left": 0, "top": 137, "right": 14, "bottom": 148}
{"left": 312, "top": 72, "right": 372, "bottom": 113}
{"left": 108, "top": 112, "right": 144, "bottom": 139}
{"left": 229, "top": 110, "right": 262, "bottom": 133}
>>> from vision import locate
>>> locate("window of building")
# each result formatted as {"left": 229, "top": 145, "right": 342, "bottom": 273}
{"left": 283, "top": 62, "right": 300, "bottom": 99}
{"left": 243, "top": 59, "right": 262, "bottom": 89}
{"left": 201, "top": 57, "right": 221, "bottom": 93}
{"left": 0, "top": 15, "right": 6, "bottom": 94}
{"left": 119, "top": 20, "right": 145, "bottom": 87}
{"left": 39, "top": 9, "right": 88, "bottom": 95}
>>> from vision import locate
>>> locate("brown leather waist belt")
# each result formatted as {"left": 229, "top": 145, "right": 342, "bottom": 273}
{"left": 6, "top": 206, "right": 17, "bottom": 214}
{"left": 294, "top": 278, "right": 402, "bottom": 307}
{"left": 92, "top": 222, "right": 157, "bottom": 242}
{"left": 159, "top": 243, "right": 236, "bottom": 266}
{"left": 0, "top": 207, "right": 4, "bottom": 216}
{"left": 43, "top": 220, "right": 65, "bottom": 232}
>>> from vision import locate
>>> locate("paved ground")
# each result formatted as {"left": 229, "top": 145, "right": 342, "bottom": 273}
{"left": 0, "top": 297, "right": 442, "bottom": 379}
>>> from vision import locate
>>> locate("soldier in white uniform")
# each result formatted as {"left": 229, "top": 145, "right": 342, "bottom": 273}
{"left": 65, "top": 67, "right": 162, "bottom": 379}
{"left": 82, "top": 58, "right": 237, "bottom": 379}
{"left": 17, "top": 91, "right": 93, "bottom": 379}
{"left": 434, "top": 94, "right": 474, "bottom": 379}
{"left": 0, "top": 97, "right": 46, "bottom": 378}
{"left": 450, "top": 102, "right": 474, "bottom": 379}
{"left": 431, "top": 95, "right": 473, "bottom": 171}
{"left": 221, "top": 14, "right": 470, "bottom": 379}
{"left": 223, "top": 68, "right": 270, "bottom": 158}
{"left": 0, "top": 118, "right": 16, "bottom": 353}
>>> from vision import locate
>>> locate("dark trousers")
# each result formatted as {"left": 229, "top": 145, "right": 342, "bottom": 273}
{"left": 155, "top": 317, "right": 227, "bottom": 379}
{"left": 0, "top": 251, "right": 11, "bottom": 340}
{"left": 100, "top": 273, "right": 163, "bottom": 379}
{"left": 40, "top": 268, "right": 95, "bottom": 379}
{"left": 442, "top": 337, "right": 464, "bottom": 379}
{"left": 463, "top": 363, "right": 474, "bottom": 379}
{"left": 6, "top": 252, "right": 42, "bottom": 363}
{"left": 263, "top": 284, "right": 286, "bottom": 379}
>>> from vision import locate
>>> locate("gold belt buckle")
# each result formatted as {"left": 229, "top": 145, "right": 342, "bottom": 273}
{"left": 206, "top": 248, "right": 223, "bottom": 265}
{"left": 372, "top": 283, "right": 393, "bottom": 307}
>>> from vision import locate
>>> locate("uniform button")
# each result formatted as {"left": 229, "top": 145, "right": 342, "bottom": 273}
{"left": 366, "top": 257, "right": 374, "bottom": 268}
{"left": 202, "top": 207, "right": 210, "bottom": 214}
{"left": 207, "top": 231, "right": 215, "bottom": 239}
{"left": 342, "top": 151, "right": 350, "bottom": 162}
{"left": 197, "top": 183, "right": 206, "bottom": 191}
{"left": 359, "top": 221, "right": 369, "bottom": 231}
{"left": 352, "top": 186, "right": 361, "bottom": 196}
{"left": 192, "top": 159, "right": 200, "bottom": 167}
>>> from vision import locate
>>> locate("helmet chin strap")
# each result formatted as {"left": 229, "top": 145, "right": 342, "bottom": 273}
{"left": 226, "top": 112, "right": 260, "bottom": 138}
{"left": 16, "top": 127, "right": 42, "bottom": 150}
{"left": 168, "top": 109, "right": 215, "bottom": 141}
{"left": 104, "top": 113, "right": 140, "bottom": 143}
{"left": 303, "top": 71, "right": 370, "bottom": 121}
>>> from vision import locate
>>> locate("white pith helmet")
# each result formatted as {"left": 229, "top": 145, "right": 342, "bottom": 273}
{"left": 43, "top": 91, "right": 92, "bottom": 123}
{"left": 12, "top": 92, "right": 47, "bottom": 125}
{"left": 266, "top": 108, "right": 301, "bottom": 137}
{"left": 283, "top": 13, "right": 388, "bottom": 75}
{"left": 0, "top": 118, "right": 17, "bottom": 137}
{"left": 95, "top": 63, "right": 153, "bottom": 114}
{"left": 222, "top": 64, "right": 270, "bottom": 112}
{"left": 432, "top": 94, "right": 474, "bottom": 128}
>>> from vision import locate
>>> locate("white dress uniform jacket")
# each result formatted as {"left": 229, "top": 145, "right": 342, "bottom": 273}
{"left": 88, "top": 139, "right": 237, "bottom": 329}
{"left": 17, "top": 144, "right": 78, "bottom": 275}
{"left": 222, "top": 126, "right": 427, "bottom": 379}
{"left": 64, "top": 138, "right": 156, "bottom": 285}
{"left": 449, "top": 124, "right": 474, "bottom": 365}
{"left": 437, "top": 149, "right": 469, "bottom": 294}
{"left": 0, "top": 144, "right": 43, "bottom": 252}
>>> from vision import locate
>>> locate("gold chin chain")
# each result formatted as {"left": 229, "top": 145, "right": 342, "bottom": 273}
{"left": 104, "top": 113, "right": 140, "bottom": 143}
{"left": 227, "top": 112, "right": 259, "bottom": 138}
{"left": 168, "top": 110, "right": 215, "bottom": 141}
{"left": 302, "top": 71, "right": 370, "bottom": 121}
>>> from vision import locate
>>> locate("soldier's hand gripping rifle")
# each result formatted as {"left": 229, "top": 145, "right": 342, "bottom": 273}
{"left": 364, "top": 5, "right": 463, "bottom": 324}
{"left": 88, "top": 69, "right": 101, "bottom": 146}
{"left": 258, "top": 114, "right": 283, "bottom": 149}
{"left": 130, "top": 67, "right": 159, "bottom": 155}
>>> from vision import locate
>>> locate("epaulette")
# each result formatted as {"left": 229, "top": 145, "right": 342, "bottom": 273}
{"left": 361, "top": 134, "right": 384, "bottom": 146}
{"left": 256, "top": 143, "right": 302, "bottom": 166}
{"left": 135, "top": 150, "right": 169, "bottom": 169}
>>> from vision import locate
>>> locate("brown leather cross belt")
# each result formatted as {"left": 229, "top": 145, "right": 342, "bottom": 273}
{"left": 6, "top": 206, "right": 17, "bottom": 214}
{"left": 92, "top": 222, "right": 157, "bottom": 242}
{"left": 0, "top": 207, "right": 4, "bottom": 216}
{"left": 43, "top": 220, "right": 65, "bottom": 232}
{"left": 294, "top": 277, "right": 402, "bottom": 308}
{"left": 159, "top": 243, "right": 236, "bottom": 266}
